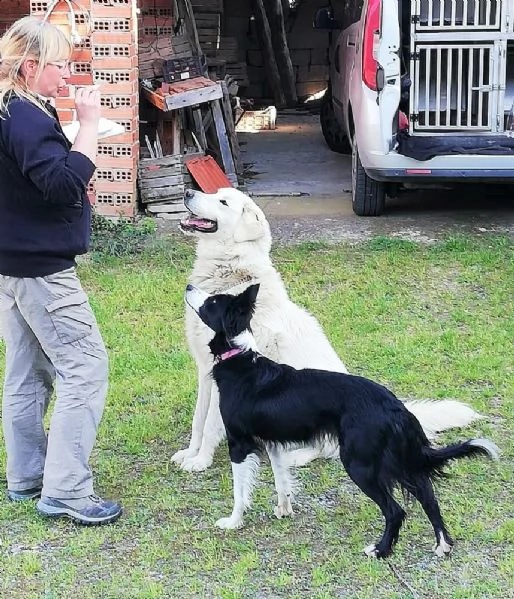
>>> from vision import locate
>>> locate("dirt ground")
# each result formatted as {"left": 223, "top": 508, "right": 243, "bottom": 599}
{"left": 158, "top": 107, "right": 514, "bottom": 245}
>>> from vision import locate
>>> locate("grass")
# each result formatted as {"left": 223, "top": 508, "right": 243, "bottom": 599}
{"left": 0, "top": 232, "right": 513, "bottom": 598}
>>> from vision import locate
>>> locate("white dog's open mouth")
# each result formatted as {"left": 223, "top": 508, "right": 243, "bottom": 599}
{"left": 180, "top": 213, "right": 218, "bottom": 233}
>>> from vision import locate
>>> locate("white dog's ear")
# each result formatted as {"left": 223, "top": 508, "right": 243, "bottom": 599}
{"left": 233, "top": 204, "right": 266, "bottom": 243}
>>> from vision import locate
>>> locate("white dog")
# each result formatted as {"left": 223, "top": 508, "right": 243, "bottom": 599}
{"left": 172, "top": 188, "right": 482, "bottom": 472}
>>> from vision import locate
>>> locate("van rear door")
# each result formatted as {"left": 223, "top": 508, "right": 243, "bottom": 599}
{"left": 376, "top": 0, "right": 401, "bottom": 153}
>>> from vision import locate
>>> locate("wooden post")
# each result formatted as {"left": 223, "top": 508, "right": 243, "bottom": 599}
{"left": 263, "top": 0, "right": 297, "bottom": 106}
{"left": 176, "top": 0, "right": 202, "bottom": 57}
{"left": 211, "top": 99, "right": 237, "bottom": 186}
{"left": 220, "top": 80, "right": 243, "bottom": 176}
{"left": 192, "top": 107, "right": 208, "bottom": 151}
{"left": 252, "top": 0, "right": 286, "bottom": 107}
{"left": 280, "top": 0, "right": 289, "bottom": 20}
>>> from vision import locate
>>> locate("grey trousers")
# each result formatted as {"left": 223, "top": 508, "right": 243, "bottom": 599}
{"left": 0, "top": 267, "right": 108, "bottom": 498}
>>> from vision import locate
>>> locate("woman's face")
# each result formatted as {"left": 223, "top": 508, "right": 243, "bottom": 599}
{"left": 23, "top": 57, "right": 71, "bottom": 98}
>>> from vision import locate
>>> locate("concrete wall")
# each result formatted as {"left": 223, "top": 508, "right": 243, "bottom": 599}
{"left": 223, "top": 0, "right": 330, "bottom": 101}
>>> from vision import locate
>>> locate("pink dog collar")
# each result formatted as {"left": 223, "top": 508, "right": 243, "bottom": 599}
{"left": 217, "top": 348, "right": 243, "bottom": 362}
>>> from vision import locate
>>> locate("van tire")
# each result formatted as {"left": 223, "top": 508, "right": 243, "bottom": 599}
{"left": 351, "top": 136, "right": 386, "bottom": 216}
{"left": 320, "top": 90, "right": 351, "bottom": 154}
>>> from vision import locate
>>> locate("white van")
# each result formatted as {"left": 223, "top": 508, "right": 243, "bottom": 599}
{"left": 314, "top": 0, "right": 514, "bottom": 215}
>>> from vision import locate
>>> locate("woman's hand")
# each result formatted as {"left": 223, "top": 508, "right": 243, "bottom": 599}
{"left": 72, "top": 86, "right": 101, "bottom": 162}
{"left": 75, "top": 86, "right": 101, "bottom": 128}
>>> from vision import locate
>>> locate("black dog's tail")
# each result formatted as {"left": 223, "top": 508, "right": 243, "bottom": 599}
{"left": 423, "top": 438, "right": 499, "bottom": 475}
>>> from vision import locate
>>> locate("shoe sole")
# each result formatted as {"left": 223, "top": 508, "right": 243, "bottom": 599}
{"left": 36, "top": 502, "right": 122, "bottom": 526}
{"left": 7, "top": 491, "right": 42, "bottom": 502}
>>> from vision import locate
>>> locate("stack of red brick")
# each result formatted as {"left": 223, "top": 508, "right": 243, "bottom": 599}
{"left": 30, "top": 0, "right": 140, "bottom": 218}
{"left": 137, "top": 0, "right": 173, "bottom": 42}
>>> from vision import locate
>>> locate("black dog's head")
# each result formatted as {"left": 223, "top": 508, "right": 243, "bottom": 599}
{"left": 185, "top": 283, "right": 260, "bottom": 359}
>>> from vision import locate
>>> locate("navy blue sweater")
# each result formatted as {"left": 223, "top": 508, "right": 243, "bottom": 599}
{"left": 0, "top": 96, "right": 96, "bottom": 277}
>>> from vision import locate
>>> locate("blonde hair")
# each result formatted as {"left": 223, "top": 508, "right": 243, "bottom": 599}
{"left": 0, "top": 16, "right": 72, "bottom": 115}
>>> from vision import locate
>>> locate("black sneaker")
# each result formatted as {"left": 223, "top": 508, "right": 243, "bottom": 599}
{"left": 7, "top": 487, "right": 42, "bottom": 502}
{"left": 36, "top": 494, "right": 122, "bottom": 525}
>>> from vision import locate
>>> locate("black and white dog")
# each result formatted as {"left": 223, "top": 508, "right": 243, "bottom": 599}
{"left": 185, "top": 282, "right": 498, "bottom": 558}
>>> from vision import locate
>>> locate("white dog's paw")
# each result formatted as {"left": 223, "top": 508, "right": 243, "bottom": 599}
{"left": 216, "top": 516, "right": 243, "bottom": 529}
{"left": 273, "top": 501, "right": 294, "bottom": 519}
{"left": 363, "top": 544, "right": 378, "bottom": 558}
{"left": 181, "top": 453, "right": 213, "bottom": 472}
{"left": 433, "top": 537, "right": 453, "bottom": 557}
{"left": 170, "top": 447, "right": 198, "bottom": 465}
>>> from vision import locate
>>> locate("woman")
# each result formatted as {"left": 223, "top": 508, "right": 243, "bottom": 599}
{"left": 0, "top": 16, "right": 122, "bottom": 525}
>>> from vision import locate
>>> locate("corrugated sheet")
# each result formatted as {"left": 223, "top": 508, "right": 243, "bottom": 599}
{"left": 185, "top": 155, "right": 233, "bottom": 193}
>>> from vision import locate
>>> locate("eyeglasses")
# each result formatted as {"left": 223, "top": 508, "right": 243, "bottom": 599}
{"left": 47, "top": 61, "right": 70, "bottom": 72}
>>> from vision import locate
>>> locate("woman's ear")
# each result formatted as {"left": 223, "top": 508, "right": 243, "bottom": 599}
{"left": 20, "top": 57, "right": 38, "bottom": 78}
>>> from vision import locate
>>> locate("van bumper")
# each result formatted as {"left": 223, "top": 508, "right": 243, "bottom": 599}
{"left": 367, "top": 166, "right": 514, "bottom": 183}
{"left": 362, "top": 148, "right": 514, "bottom": 184}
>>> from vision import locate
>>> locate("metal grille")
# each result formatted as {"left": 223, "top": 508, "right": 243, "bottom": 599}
{"left": 414, "top": 0, "right": 502, "bottom": 30}
{"left": 410, "top": 43, "right": 502, "bottom": 131}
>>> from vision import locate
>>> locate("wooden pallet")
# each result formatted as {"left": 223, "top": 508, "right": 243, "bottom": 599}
{"left": 138, "top": 154, "right": 193, "bottom": 205}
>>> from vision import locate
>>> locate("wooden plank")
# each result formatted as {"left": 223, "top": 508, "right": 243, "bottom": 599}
{"left": 141, "top": 81, "right": 223, "bottom": 113}
{"left": 138, "top": 165, "right": 186, "bottom": 179}
{"left": 190, "top": 0, "right": 223, "bottom": 12}
{"left": 139, "top": 154, "right": 184, "bottom": 168}
{"left": 145, "top": 202, "right": 189, "bottom": 213}
{"left": 143, "top": 88, "right": 166, "bottom": 111}
{"left": 164, "top": 82, "right": 223, "bottom": 110}
{"left": 195, "top": 14, "right": 220, "bottom": 28}
{"left": 140, "top": 174, "right": 187, "bottom": 189}
{"left": 141, "top": 187, "right": 188, "bottom": 202}
{"left": 171, "top": 112, "right": 182, "bottom": 154}
{"left": 220, "top": 80, "right": 243, "bottom": 176}
{"left": 198, "top": 33, "right": 220, "bottom": 43}
{"left": 211, "top": 99, "right": 237, "bottom": 186}
{"left": 192, "top": 107, "right": 208, "bottom": 150}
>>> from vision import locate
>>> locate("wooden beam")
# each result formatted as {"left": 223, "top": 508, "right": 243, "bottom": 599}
{"left": 176, "top": 0, "right": 202, "bottom": 57}
{"left": 220, "top": 80, "right": 243, "bottom": 176}
{"left": 281, "top": 0, "right": 290, "bottom": 20}
{"left": 192, "top": 107, "right": 208, "bottom": 151}
{"left": 263, "top": 0, "right": 297, "bottom": 106}
{"left": 142, "top": 82, "right": 223, "bottom": 112}
{"left": 252, "top": 0, "right": 286, "bottom": 107}
{"left": 211, "top": 99, "right": 237, "bottom": 186}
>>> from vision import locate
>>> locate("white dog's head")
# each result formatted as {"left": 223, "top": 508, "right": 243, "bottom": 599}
{"left": 180, "top": 188, "right": 270, "bottom": 245}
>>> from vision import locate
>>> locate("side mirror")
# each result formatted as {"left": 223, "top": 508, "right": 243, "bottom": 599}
{"left": 313, "top": 7, "right": 341, "bottom": 29}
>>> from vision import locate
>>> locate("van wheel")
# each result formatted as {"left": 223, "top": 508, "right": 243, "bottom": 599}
{"left": 351, "top": 136, "right": 386, "bottom": 216}
{"left": 320, "top": 90, "right": 351, "bottom": 154}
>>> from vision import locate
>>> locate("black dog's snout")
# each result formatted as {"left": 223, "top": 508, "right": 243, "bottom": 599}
{"left": 184, "top": 189, "right": 195, "bottom": 200}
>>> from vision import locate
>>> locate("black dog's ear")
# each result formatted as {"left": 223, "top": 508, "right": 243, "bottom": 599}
{"left": 242, "top": 283, "right": 260, "bottom": 309}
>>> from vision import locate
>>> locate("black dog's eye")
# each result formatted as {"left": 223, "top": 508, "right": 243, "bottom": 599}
{"left": 220, "top": 199, "right": 228, "bottom": 206}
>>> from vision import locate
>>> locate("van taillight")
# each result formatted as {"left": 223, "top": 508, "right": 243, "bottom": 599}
{"left": 362, "top": 0, "right": 381, "bottom": 91}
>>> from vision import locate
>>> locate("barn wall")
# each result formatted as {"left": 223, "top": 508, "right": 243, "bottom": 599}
{"left": 223, "top": 0, "right": 330, "bottom": 101}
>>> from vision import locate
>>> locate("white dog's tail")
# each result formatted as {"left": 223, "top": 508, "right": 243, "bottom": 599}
{"left": 404, "top": 399, "right": 483, "bottom": 440}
